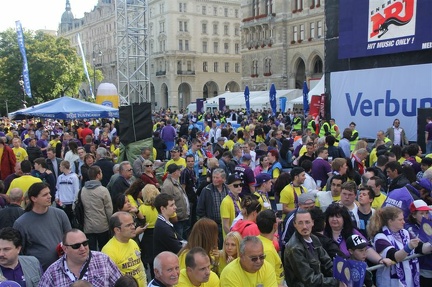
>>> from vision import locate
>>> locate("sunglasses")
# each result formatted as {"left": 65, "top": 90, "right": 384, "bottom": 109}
{"left": 232, "top": 183, "right": 243, "bottom": 188}
{"left": 126, "top": 168, "right": 133, "bottom": 172}
{"left": 249, "top": 254, "right": 266, "bottom": 262}
{"left": 64, "top": 240, "right": 89, "bottom": 249}
{"left": 145, "top": 165, "right": 153, "bottom": 167}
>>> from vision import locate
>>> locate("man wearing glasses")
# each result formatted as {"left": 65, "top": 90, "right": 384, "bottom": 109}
{"left": 284, "top": 209, "right": 340, "bottom": 287}
{"left": 110, "top": 161, "right": 134, "bottom": 202}
{"left": 102, "top": 211, "right": 147, "bottom": 287}
{"left": 39, "top": 229, "right": 121, "bottom": 286}
{"left": 220, "top": 236, "right": 277, "bottom": 286}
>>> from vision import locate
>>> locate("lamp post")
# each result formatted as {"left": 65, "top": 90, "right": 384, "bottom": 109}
{"left": 18, "top": 75, "right": 27, "bottom": 108}
{"left": 92, "top": 46, "right": 102, "bottom": 96}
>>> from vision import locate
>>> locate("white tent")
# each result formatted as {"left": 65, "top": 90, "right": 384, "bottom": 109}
{"left": 206, "top": 89, "right": 302, "bottom": 111}
{"left": 289, "top": 75, "right": 325, "bottom": 104}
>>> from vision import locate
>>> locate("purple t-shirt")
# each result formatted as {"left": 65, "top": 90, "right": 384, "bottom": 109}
{"left": 235, "top": 164, "right": 255, "bottom": 196}
{"left": 311, "top": 158, "right": 331, "bottom": 187}
{"left": 426, "top": 122, "right": 432, "bottom": 140}
{"left": 0, "top": 262, "right": 26, "bottom": 286}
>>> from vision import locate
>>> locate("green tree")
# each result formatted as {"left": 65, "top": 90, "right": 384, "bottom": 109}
{"left": 0, "top": 28, "right": 102, "bottom": 115}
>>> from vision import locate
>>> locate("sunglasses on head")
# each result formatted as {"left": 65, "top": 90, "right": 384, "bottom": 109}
{"left": 64, "top": 240, "right": 89, "bottom": 249}
{"left": 233, "top": 183, "right": 243, "bottom": 188}
{"left": 145, "top": 165, "right": 153, "bottom": 167}
{"left": 249, "top": 254, "right": 266, "bottom": 262}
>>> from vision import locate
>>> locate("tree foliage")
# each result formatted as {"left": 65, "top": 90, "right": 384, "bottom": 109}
{"left": 0, "top": 28, "right": 101, "bottom": 116}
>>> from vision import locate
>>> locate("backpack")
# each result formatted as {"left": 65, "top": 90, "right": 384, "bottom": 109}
{"left": 72, "top": 189, "right": 84, "bottom": 230}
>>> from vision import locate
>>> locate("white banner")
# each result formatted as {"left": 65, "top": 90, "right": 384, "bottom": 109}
{"left": 330, "top": 64, "right": 432, "bottom": 141}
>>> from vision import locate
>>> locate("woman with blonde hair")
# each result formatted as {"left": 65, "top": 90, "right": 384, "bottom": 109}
{"left": 177, "top": 218, "right": 219, "bottom": 271}
{"left": 139, "top": 184, "right": 160, "bottom": 279}
{"left": 216, "top": 231, "right": 242, "bottom": 275}
{"left": 368, "top": 206, "right": 432, "bottom": 287}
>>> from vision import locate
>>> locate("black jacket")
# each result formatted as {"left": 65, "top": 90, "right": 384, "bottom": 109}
{"left": 93, "top": 158, "right": 115, "bottom": 187}
{"left": 153, "top": 217, "right": 182, "bottom": 256}
{"left": 284, "top": 231, "right": 338, "bottom": 287}
{"left": 0, "top": 204, "right": 25, "bottom": 229}
{"left": 153, "top": 137, "right": 167, "bottom": 160}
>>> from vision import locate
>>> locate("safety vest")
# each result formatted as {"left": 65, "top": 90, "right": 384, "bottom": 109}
{"left": 349, "top": 129, "right": 359, "bottom": 152}
{"left": 220, "top": 115, "right": 226, "bottom": 123}
{"left": 319, "top": 122, "right": 330, "bottom": 138}
{"left": 293, "top": 116, "right": 302, "bottom": 131}
{"left": 307, "top": 120, "right": 316, "bottom": 134}
{"left": 330, "top": 124, "right": 340, "bottom": 140}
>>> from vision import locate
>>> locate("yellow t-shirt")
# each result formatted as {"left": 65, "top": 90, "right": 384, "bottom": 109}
{"left": 279, "top": 184, "right": 308, "bottom": 211}
{"left": 257, "top": 235, "right": 284, "bottom": 285}
{"left": 371, "top": 193, "right": 387, "bottom": 210}
{"left": 138, "top": 204, "right": 158, "bottom": 229}
{"left": 7, "top": 175, "right": 42, "bottom": 195}
{"left": 253, "top": 191, "right": 272, "bottom": 210}
{"left": 164, "top": 157, "right": 186, "bottom": 173}
{"left": 49, "top": 139, "right": 61, "bottom": 148}
{"left": 12, "top": 147, "right": 28, "bottom": 162}
{"left": 220, "top": 257, "right": 277, "bottom": 287}
{"left": 220, "top": 195, "right": 241, "bottom": 237}
{"left": 126, "top": 195, "right": 143, "bottom": 209}
{"left": 237, "top": 138, "right": 245, "bottom": 145}
{"left": 102, "top": 237, "right": 147, "bottom": 287}
{"left": 223, "top": 140, "right": 235, "bottom": 151}
{"left": 177, "top": 269, "right": 220, "bottom": 287}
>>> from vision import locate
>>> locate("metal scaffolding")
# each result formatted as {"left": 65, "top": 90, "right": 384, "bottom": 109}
{"left": 115, "top": 0, "right": 150, "bottom": 105}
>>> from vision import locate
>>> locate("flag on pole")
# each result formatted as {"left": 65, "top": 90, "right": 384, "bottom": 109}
{"left": 303, "top": 81, "right": 310, "bottom": 115}
{"left": 77, "top": 33, "right": 94, "bottom": 98}
{"left": 269, "top": 83, "right": 277, "bottom": 116}
{"left": 244, "top": 86, "right": 250, "bottom": 115}
{"left": 15, "top": 21, "right": 32, "bottom": 98}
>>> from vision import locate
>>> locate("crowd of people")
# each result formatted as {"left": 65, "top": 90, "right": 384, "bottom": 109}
{"left": 0, "top": 109, "right": 432, "bottom": 287}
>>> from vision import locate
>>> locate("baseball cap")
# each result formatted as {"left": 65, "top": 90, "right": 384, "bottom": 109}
{"left": 241, "top": 154, "right": 252, "bottom": 161}
{"left": 409, "top": 199, "right": 432, "bottom": 213}
{"left": 417, "top": 178, "right": 432, "bottom": 193}
{"left": 254, "top": 173, "right": 272, "bottom": 186}
{"left": 346, "top": 234, "right": 368, "bottom": 250}
{"left": 0, "top": 281, "right": 21, "bottom": 287}
{"left": 227, "top": 174, "right": 242, "bottom": 185}
{"left": 171, "top": 146, "right": 182, "bottom": 152}
{"left": 298, "top": 192, "right": 316, "bottom": 205}
{"left": 167, "top": 164, "right": 182, "bottom": 174}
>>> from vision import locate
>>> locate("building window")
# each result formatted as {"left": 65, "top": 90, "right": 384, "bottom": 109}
{"left": 234, "top": 26, "right": 239, "bottom": 36}
{"left": 177, "top": 61, "right": 182, "bottom": 72}
{"left": 213, "top": 24, "right": 218, "bottom": 35}
{"left": 310, "top": 22, "right": 315, "bottom": 39}
{"left": 224, "top": 25, "right": 229, "bottom": 35}
{"left": 203, "top": 61, "right": 208, "bottom": 72}
{"left": 235, "top": 63, "right": 240, "bottom": 73}
{"left": 214, "top": 7, "right": 218, "bottom": 16}
{"left": 314, "top": 58, "right": 323, "bottom": 74}
{"left": 293, "top": 26, "right": 298, "bottom": 41}
{"left": 214, "top": 62, "right": 218, "bottom": 72}
{"left": 185, "top": 40, "right": 189, "bottom": 51}
{"left": 224, "top": 8, "right": 228, "bottom": 17}
{"left": 266, "top": 0, "right": 273, "bottom": 14}
{"left": 179, "top": 21, "right": 183, "bottom": 32}
{"left": 179, "top": 40, "right": 183, "bottom": 50}
{"left": 224, "top": 43, "right": 229, "bottom": 54}
{"left": 317, "top": 21, "right": 323, "bottom": 38}
{"left": 252, "top": 60, "right": 258, "bottom": 75}
{"left": 314, "top": 0, "right": 321, "bottom": 6}
{"left": 179, "top": 3, "right": 186, "bottom": 12}
{"left": 202, "top": 6, "right": 206, "bottom": 15}
{"left": 159, "top": 22, "right": 165, "bottom": 33}
{"left": 202, "top": 23, "right": 207, "bottom": 34}
{"left": 187, "top": 61, "right": 192, "bottom": 71}
{"left": 225, "top": 62, "right": 229, "bottom": 72}
{"left": 160, "top": 3, "right": 164, "bottom": 13}
{"left": 235, "top": 9, "right": 239, "bottom": 18}
{"left": 264, "top": 58, "right": 271, "bottom": 74}
{"left": 235, "top": 43, "right": 239, "bottom": 54}
{"left": 300, "top": 24, "right": 305, "bottom": 40}
{"left": 202, "top": 41, "right": 207, "bottom": 53}
{"left": 295, "top": 0, "right": 303, "bottom": 10}
{"left": 213, "top": 42, "right": 219, "bottom": 53}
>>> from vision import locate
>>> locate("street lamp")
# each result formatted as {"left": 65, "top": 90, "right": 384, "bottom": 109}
{"left": 92, "top": 48, "right": 102, "bottom": 96}
{"left": 18, "top": 75, "right": 27, "bottom": 108}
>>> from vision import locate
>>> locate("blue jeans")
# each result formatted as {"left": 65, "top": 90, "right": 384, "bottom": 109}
{"left": 174, "top": 219, "right": 191, "bottom": 240}
{"left": 426, "top": 140, "right": 432, "bottom": 155}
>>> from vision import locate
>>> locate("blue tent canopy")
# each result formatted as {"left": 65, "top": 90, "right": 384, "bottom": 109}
{"left": 9, "top": 96, "right": 119, "bottom": 120}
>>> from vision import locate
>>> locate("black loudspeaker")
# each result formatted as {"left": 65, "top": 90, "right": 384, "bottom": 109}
{"left": 119, "top": 103, "right": 153, "bottom": 146}
{"left": 417, "top": 108, "right": 432, "bottom": 154}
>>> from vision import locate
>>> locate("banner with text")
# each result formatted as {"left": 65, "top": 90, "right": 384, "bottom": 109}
{"left": 330, "top": 64, "right": 432, "bottom": 141}
{"left": 339, "top": 0, "right": 432, "bottom": 59}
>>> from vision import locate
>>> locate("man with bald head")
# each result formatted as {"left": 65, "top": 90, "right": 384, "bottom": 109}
{"left": 148, "top": 251, "right": 180, "bottom": 287}
{"left": 39, "top": 229, "right": 121, "bottom": 286}
{"left": 0, "top": 188, "right": 24, "bottom": 228}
